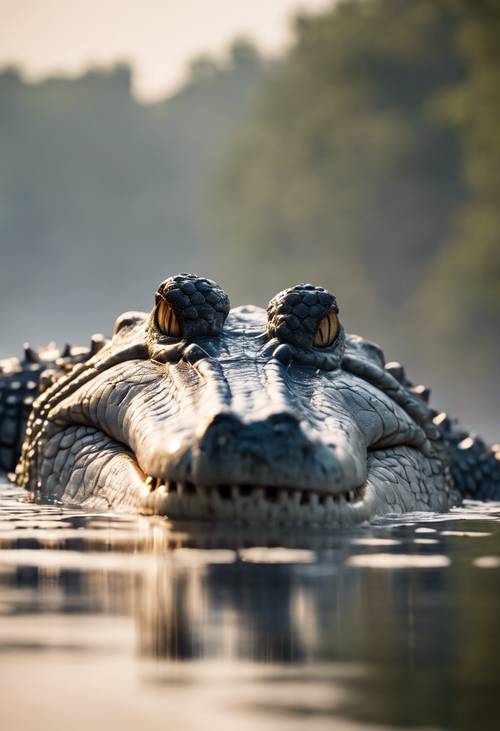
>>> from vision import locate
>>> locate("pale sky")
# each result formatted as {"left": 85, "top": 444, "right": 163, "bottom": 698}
{"left": 1, "top": 0, "right": 332, "bottom": 101}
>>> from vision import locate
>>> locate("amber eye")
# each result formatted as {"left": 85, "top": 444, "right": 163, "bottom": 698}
{"left": 313, "top": 311, "right": 339, "bottom": 348}
{"left": 156, "top": 300, "right": 181, "bottom": 337}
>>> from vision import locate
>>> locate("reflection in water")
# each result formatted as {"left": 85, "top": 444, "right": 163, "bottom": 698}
{"left": 1, "top": 479, "right": 500, "bottom": 730}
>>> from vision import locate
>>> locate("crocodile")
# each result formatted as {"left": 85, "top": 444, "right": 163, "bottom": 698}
{"left": 0, "top": 273, "right": 498, "bottom": 525}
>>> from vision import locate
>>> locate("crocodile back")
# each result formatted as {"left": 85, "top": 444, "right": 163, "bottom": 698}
{"left": 0, "top": 339, "right": 105, "bottom": 473}
{"left": 0, "top": 354, "right": 44, "bottom": 472}
{"left": 437, "top": 415, "right": 500, "bottom": 500}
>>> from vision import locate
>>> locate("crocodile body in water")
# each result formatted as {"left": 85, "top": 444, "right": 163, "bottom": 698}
{"left": 1, "top": 273, "right": 499, "bottom": 525}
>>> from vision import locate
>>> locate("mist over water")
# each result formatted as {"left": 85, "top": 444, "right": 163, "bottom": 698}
{"left": 0, "top": 53, "right": 264, "bottom": 354}
{"left": 1, "top": 4, "right": 499, "bottom": 438}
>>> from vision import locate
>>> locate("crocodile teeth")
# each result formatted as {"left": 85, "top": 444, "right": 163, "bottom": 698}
{"left": 255, "top": 488, "right": 265, "bottom": 504}
{"left": 279, "top": 489, "right": 289, "bottom": 505}
{"left": 145, "top": 479, "right": 365, "bottom": 524}
{"left": 195, "top": 485, "right": 207, "bottom": 500}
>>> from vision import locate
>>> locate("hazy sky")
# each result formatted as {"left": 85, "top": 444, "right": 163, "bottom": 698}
{"left": 1, "top": 0, "right": 332, "bottom": 101}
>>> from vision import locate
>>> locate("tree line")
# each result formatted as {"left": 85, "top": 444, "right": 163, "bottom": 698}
{"left": 0, "top": 2, "right": 498, "bottom": 429}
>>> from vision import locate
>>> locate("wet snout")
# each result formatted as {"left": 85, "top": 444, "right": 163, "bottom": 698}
{"left": 162, "top": 409, "right": 367, "bottom": 493}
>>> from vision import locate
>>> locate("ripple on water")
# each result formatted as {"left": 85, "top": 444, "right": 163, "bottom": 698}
{"left": 239, "top": 547, "right": 316, "bottom": 563}
{"left": 440, "top": 530, "right": 491, "bottom": 537}
{"left": 351, "top": 538, "right": 401, "bottom": 546}
{"left": 1, "top": 474, "right": 500, "bottom": 730}
{"left": 473, "top": 556, "right": 500, "bottom": 568}
{"left": 346, "top": 553, "right": 451, "bottom": 569}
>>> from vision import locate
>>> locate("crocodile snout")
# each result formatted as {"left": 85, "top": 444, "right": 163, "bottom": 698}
{"left": 150, "top": 408, "right": 367, "bottom": 494}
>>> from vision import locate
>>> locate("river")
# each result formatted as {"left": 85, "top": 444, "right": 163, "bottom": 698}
{"left": 1, "top": 477, "right": 499, "bottom": 731}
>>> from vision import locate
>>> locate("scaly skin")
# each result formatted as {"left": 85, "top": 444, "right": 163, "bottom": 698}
{"left": 0, "top": 273, "right": 499, "bottom": 525}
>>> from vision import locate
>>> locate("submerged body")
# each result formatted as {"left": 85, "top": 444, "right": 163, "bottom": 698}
{"left": 0, "top": 274, "right": 498, "bottom": 525}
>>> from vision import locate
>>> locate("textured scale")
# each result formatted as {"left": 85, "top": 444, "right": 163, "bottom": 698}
{"left": 431, "top": 413, "right": 500, "bottom": 500}
{"left": 0, "top": 273, "right": 498, "bottom": 524}
{"left": 0, "top": 341, "right": 103, "bottom": 472}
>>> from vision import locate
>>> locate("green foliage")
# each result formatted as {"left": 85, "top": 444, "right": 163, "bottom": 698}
{"left": 420, "top": 0, "right": 500, "bottom": 380}
{"left": 214, "top": 0, "right": 499, "bottom": 422}
{"left": 214, "top": 1, "right": 464, "bottom": 331}
{"left": 0, "top": 3, "right": 498, "bottom": 426}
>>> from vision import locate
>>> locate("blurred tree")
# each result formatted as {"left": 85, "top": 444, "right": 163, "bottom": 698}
{"left": 0, "top": 46, "right": 265, "bottom": 354}
{"left": 419, "top": 0, "right": 500, "bottom": 395}
{"left": 214, "top": 0, "right": 465, "bottom": 346}
{"left": 213, "top": 0, "right": 498, "bottom": 429}
{"left": 1, "top": 2, "right": 498, "bottom": 431}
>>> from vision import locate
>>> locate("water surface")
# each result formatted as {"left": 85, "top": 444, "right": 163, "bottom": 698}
{"left": 1, "top": 477, "right": 499, "bottom": 731}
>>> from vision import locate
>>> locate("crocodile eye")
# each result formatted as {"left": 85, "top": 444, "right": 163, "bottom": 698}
{"left": 149, "top": 274, "right": 230, "bottom": 344}
{"left": 313, "top": 311, "right": 339, "bottom": 348}
{"left": 156, "top": 300, "right": 181, "bottom": 338}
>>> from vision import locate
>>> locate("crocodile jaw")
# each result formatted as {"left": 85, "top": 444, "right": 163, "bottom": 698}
{"left": 16, "top": 304, "right": 452, "bottom": 524}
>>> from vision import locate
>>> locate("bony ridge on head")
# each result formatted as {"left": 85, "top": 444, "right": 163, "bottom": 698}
{"left": 146, "top": 274, "right": 230, "bottom": 358}
{"left": 266, "top": 283, "right": 345, "bottom": 370}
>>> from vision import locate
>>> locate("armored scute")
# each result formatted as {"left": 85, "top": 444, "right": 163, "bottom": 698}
{"left": 1, "top": 274, "right": 498, "bottom": 524}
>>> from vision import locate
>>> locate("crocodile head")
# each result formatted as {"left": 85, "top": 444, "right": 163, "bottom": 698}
{"left": 16, "top": 273, "right": 451, "bottom": 524}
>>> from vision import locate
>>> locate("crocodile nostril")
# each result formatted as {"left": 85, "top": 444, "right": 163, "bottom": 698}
{"left": 268, "top": 412, "right": 301, "bottom": 431}
{"left": 198, "top": 412, "right": 243, "bottom": 453}
{"left": 200, "top": 412, "right": 242, "bottom": 444}
{"left": 207, "top": 412, "right": 241, "bottom": 429}
{"left": 268, "top": 415, "right": 303, "bottom": 440}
